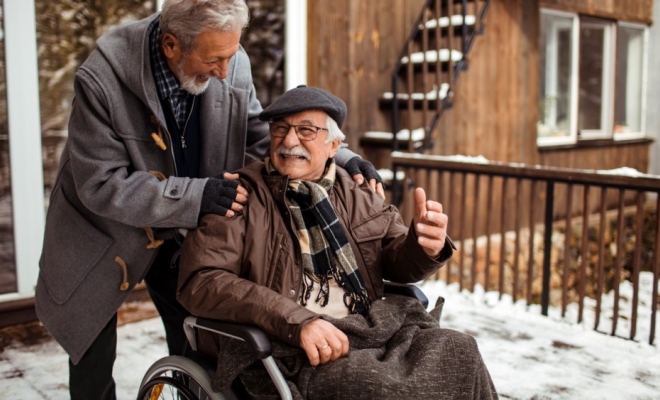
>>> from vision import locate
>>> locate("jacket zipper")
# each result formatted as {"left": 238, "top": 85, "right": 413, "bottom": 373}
{"left": 168, "top": 96, "right": 195, "bottom": 149}
{"left": 180, "top": 96, "right": 195, "bottom": 149}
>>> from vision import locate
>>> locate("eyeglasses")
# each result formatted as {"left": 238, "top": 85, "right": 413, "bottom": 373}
{"left": 268, "top": 121, "right": 328, "bottom": 141}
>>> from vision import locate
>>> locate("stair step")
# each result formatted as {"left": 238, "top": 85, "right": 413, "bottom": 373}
{"left": 379, "top": 83, "right": 453, "bottom": 111}
{"left": 382, "top": 83, "right": 449, "bottom": 102}
{"left": 397, "top": 49, "right": 463, "bottom": 74}
{"left": 421, "top": 14, "right": 476, "bottom": 30}
{"left": 401, "top": 49, "right": 463, "bottom": 64}
{"left": 364, "top": 128, "right": 426, "bottom": 142}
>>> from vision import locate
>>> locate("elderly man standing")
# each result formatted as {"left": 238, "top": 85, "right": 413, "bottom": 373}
{"left": 177, "top": 85, "right": 498, "bottom": 399}
{"left": 35, "top": 1, "right": 382, "bottom": 399}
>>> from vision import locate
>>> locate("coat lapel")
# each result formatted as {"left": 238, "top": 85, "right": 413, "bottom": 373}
{"left": 199, "top": 80, "right": 229, "bottom": 177}
{"left": 199, "top": 54, "right": 251, "bottom": 177}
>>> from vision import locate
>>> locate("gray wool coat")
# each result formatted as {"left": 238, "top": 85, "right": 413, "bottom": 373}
{"left": 35, "top": 13, "right": 357, "bottom": 364}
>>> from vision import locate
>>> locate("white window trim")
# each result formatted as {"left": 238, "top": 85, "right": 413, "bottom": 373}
{"left": 285, "top": 0, "right": 307, "bottom": 89}
{"left": 579, "top": 18, "right": 616, "bottom": 140}
{"left": 538, "top": 10, "right": 650, "bottom": 147}
{"left": 537, "top": 9, "right": 579, "bottom": 147}
{"left": 614, "top": 21, "right": 649, "bottom": 141}
{"left": 0, "top": 0, "right": 44, "bottom": 302}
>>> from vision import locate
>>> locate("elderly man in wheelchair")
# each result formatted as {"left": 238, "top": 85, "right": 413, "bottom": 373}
{"left": 139, "top": 86, "right": 498, "bottom": 399}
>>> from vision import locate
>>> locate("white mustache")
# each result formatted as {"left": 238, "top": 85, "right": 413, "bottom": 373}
{"left": 276, "top": 145, "right": 311, "bottom": 160}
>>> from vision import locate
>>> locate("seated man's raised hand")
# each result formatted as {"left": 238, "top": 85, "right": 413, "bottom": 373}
{"left": 299, "top": 319, "right": 350, "bottom": 367}
{"left": 413, "top": 187, "right": 448, "bottom": 258}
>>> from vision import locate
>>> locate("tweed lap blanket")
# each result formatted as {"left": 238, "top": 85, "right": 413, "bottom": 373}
{"left": 209, "top": 295, "right": 497, "bottom": 399}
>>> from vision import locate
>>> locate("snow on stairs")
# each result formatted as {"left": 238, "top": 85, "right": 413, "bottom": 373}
{"left": 360, "top": 1, "right": 489, "bottom": 172}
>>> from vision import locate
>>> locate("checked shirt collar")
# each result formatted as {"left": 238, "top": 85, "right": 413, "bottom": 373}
{"left": 148, "top": 16, "right": 192, "bottom": 129}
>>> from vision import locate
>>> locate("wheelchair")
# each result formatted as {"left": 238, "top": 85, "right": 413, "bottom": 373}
{"left": 137, "top": 282, "right": 437, "bottom": 400}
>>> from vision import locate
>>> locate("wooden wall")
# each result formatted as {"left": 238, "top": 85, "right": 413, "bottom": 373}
{"left": 434, "top": 0, "right": 540, "bottom": 165}
{"left": 540, "top": 0, "right": 654, "bottom": 24}
{"left": 432, "top": 0, "right": 651, "bottom": 173}
{"left": 307, "top": 0, "right": 653, "bottom": 174}
{"left": 307, "top": 0, "right": 425, "bottom": 152}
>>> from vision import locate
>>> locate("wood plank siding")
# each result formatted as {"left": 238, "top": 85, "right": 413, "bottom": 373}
{"left": 540, "top": 0, "right": 654, "bottom": 24}
{"left": 307, "top": 0, "right": 425, "bottom": 152}
{"left": 434, "top": 0, "right": 540, "bottom": 165}
{"left": 307, "top": 0, "right": 653, "bottom": 173}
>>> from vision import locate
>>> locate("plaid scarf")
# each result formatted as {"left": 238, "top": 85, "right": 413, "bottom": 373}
{"left": 265, "top": 158, "right": 370, "bottom": 315}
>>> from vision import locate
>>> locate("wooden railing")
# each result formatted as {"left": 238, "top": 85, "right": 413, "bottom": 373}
{"left": 393, "top": 152, "right": 660, "bottom": 345}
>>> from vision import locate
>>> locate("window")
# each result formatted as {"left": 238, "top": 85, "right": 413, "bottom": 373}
{"left": 614, "top": 22, "right": 647, "bottom": 139}
{"left": 578, "top": 18, "right": 615, "bottom": 139}
{"left": 538, "top": 10, "right": 579, "bottom": 145}
{"left": 538, "top": 9, "right": 649, "bottom": 146}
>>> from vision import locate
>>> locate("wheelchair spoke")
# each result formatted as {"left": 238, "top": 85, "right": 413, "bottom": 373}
{"left": 138, "top": 355, "right": 224, "bottom": 400}
{"left": 148, "top": 382, "right": 164, "bottom": 400}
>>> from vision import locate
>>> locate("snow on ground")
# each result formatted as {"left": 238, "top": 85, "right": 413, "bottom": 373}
{"left": 421, "top": 277, "right": 660, "bottom": 400}
{"left": 1, "top": 274, "right": 658, "bottom": 399}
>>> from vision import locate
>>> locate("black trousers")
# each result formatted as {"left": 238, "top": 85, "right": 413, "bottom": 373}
{"left": 69, "top": 241, "right": 189, "bottom": 400}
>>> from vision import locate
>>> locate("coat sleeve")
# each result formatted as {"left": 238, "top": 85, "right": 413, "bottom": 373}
{"left": 334, "top": 144, "right": 360, "bottom": 167}
{"left": 177, "top": 214, "right": 318, "bottom": 347}
{"left": 379, "top": 205, "right": 454, "bottom": 283}
{"left": 244, "top": 83, "right": 270, "bottom": 161}
{"left": 66, "top": 69, "right": 206, "bottom": 229}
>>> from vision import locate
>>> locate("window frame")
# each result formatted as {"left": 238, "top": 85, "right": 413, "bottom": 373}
{"left": 613, "top": 21, "right": 649, "bottom": 141}
{"left": 537, "top": 9, "right": 650, "bottom": 148}
{"left": 537, "top": 9, "right": 580, "bottom": 147}
{"left": 0, "top": 0, "right": 44, "bottom": 302}
{"left": 577, "top": 17, "right": 616, "bottom": 140}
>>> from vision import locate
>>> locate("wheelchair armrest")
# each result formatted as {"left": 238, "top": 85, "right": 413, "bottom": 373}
{"left": 183, "top": 284, "right": 428, "bottom": 360}
{"left": 184, "top": 316, "right": 272, "bottom": 360}
{"left": 383, "top": 282, "right": 429, "bottom": 308}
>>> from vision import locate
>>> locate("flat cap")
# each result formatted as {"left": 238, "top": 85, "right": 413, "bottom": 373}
{"left": 259, "top": 85, "right": 347, "bottom": 128}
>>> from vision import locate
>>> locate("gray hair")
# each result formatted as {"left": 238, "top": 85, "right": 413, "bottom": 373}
{"left": 325, "top": 115, "right": 345, "bottom": 143}
{"left": 160, "top": 0, "right": 249, "bottom": 54}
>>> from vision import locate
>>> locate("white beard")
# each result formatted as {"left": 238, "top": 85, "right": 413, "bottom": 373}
{"left": 176, "top": 61, "right": 211, "bottom": 95}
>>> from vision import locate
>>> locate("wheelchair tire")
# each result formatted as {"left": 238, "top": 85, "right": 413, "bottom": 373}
{"left": 138, "top": 355, "right": 225, "bottom": 400}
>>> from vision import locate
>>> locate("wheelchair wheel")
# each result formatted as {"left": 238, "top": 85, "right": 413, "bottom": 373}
{"left": 138, "top": 355, "right": 225, "bottom": 400}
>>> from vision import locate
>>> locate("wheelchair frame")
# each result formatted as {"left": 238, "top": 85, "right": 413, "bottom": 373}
{"left": 138, "top": 282, "right": 430, "bottom": 400}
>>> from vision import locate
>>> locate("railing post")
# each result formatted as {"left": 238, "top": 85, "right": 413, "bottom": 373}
{"left": 392, "top": 164, "right": 401, "bottom": 207}
{"left": 461, "top": 0, "right": 468, "bottom": 54}
{"left": 391, "top": 75, "right": 399, "bottom": 152}
{"left": 541, "top": 180, "right": 555, "bottom": 316}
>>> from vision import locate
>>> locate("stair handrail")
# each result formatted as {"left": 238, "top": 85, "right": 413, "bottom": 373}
{"left": 423, "top": 0, "right": 491, "bottom": 152}
{"left": 389, "top": 0, "right": 490, "bottom": 205}
{"left": 390, "top": 0, "right": 491, "bottom": 153}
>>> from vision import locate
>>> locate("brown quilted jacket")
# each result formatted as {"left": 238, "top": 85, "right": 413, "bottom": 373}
{"left": 177, "top": 161, "right": 453, "bottom": 347}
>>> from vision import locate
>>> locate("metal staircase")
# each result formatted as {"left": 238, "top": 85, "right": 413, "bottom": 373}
{"left": 363, "top": 0, "right": 491, "bottom": 202}
{"left": 389, "top": 0, "right": 490, "bottom": 151}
